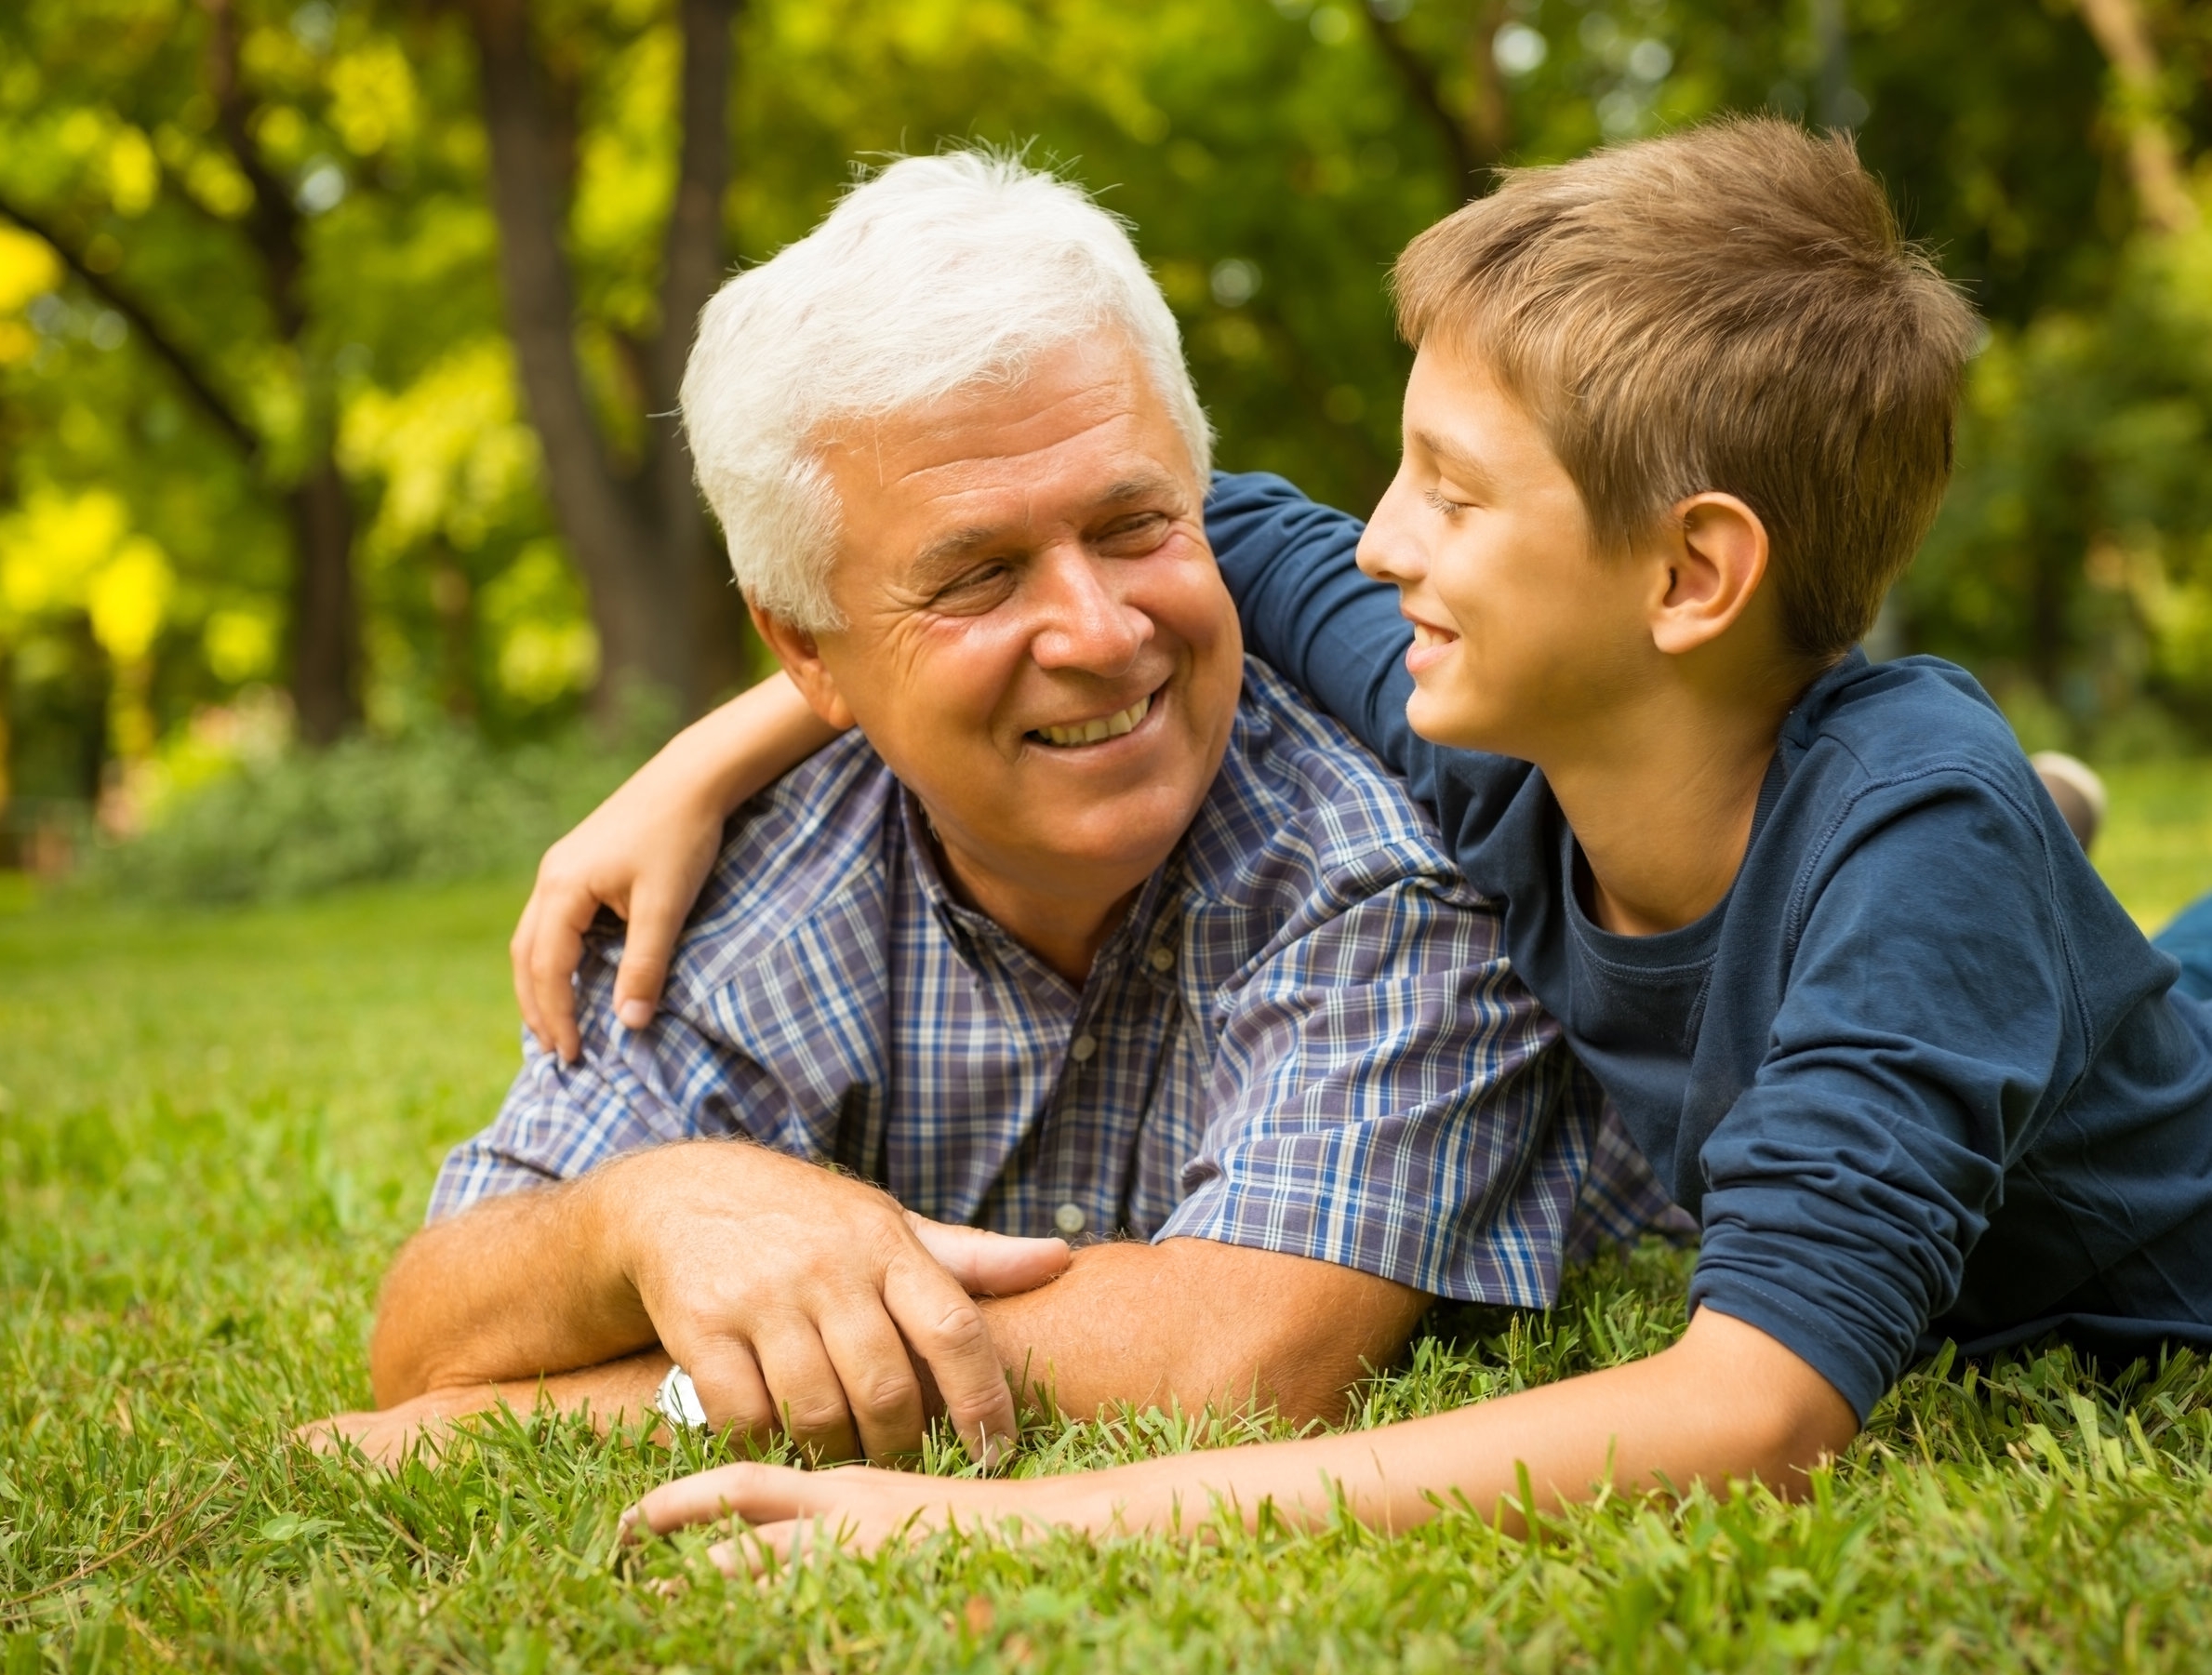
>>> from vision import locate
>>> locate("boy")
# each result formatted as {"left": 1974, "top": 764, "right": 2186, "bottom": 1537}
{"left": 551, "top": 119, "right": 2212, "bottom": 1555}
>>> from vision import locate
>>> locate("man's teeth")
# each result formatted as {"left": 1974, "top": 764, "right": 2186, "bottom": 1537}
{"left": 1035, "top": 693, "right": 1152, "bottom": 748}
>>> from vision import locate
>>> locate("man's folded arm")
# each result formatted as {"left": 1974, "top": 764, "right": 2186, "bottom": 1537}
{"left": 370, "top": 1175, "right": 657, "bottom": 1405}
{"left": 975, "top": 1236, "right": 1429, "bottom": 1427}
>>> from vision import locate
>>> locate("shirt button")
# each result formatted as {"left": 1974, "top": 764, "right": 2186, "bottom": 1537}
{"left": 1149, "top": 946, "right": 1175, "bottom": 973}
{"left": 1054, "top": 1203, "right": 1086, "bottom": 1236}
{"left": 1070, "top": 1033, "right": 1098, "bottom": 1062}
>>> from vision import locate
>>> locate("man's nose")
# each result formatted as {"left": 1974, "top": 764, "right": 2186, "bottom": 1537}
{"left": 1029, "top": 547, "right": 1151, "bottom": 674}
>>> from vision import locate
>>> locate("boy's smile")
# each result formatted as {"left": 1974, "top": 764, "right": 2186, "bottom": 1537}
{"left": 1354, "top": 339, "right": 1652, "bottom": 764}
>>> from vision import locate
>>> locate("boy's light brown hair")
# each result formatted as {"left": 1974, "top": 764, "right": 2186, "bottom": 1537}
{"left": 1393, "top": 116, "right": 1980, "bottom": 663}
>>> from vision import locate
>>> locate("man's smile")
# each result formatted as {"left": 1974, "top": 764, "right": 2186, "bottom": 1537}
{"left": 1026, "top": 684, "right": 1162, "bottom": 749}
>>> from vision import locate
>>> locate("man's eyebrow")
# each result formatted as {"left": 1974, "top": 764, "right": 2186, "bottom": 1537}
{"left": 911, "top": 525, "right": 1006, "bottom": 575}
{"left": 906, "top": 476, "right": 1186, "bottom": 574}
{"left": 1096, "top": 473, "right": 1183, "bottom": 509}
{"left": 1411, "top": 428, "right": 1499, "bottom": 493}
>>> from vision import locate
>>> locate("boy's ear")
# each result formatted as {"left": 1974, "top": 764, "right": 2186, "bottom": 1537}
{"left": 748, "top": 604, "right": 858, "bottom": 731}
{"left": 1648, "top": 492, "right": 1772, "bottom": 658}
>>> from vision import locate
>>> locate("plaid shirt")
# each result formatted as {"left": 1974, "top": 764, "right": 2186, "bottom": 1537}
{"left": 433, "top": 658, "right": 1668, "bottom": 1303}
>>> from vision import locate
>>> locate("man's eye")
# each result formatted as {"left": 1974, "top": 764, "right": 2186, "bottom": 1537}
{"left": 1094, "top": 513, "right": 1171, "bottom": 554}
{"left": 933, "top": 565, "right": 1015, "bottom": 610}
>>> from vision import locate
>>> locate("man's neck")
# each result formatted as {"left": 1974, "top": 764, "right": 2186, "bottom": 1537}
{"left": 1539, "top": 671, "right": 1806, "bottom": 938}
{"left": 931, "top": 834, "right": 1150, "bottom": 986}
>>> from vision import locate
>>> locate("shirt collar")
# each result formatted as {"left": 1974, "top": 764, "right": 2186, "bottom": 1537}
{"left": 895, "top": 784, "right": 1186, "bottom": 988}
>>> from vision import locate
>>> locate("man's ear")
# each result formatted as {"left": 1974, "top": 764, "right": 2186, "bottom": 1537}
{"left": 748, "top": 604, "right": 858, "bottom": 731}
{"left": 1647, "top": 492, "right": 1772, "bottom": 658}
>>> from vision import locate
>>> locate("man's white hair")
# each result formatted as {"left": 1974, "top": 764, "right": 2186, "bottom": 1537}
{"left": 680, "top": 152, "right": 1213, "bottom": 631}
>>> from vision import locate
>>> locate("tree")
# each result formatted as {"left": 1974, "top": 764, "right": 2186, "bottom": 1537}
{"left": 0, "top": 0, "right": 369, "bottom": 743}
{"left": 466, "top": 0, "right": 752, "bottom": 721}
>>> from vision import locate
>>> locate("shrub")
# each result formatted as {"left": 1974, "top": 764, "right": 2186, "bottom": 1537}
{"left": 79, "top": 725, "right": 644, "bottom": 906}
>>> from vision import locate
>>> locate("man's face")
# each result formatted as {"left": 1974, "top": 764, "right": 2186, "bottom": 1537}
{"left": 1356, "top": 339, "right": 1651, "bottom": 763}
{"left": 793, "top": 333, "right": 1242, "bottom": 913}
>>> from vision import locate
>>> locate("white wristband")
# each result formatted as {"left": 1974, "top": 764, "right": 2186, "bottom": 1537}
{"left": 654, "top": 1363, "right": 709, "bottom": 1430}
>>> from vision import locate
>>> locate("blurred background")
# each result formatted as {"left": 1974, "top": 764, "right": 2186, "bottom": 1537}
{"left": 1, "top": 0, "right": 2207, "bottom": 905}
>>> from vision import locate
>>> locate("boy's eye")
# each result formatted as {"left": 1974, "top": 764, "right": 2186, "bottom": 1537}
{"left": 1423, "top": 486, "right": 1472, "bottom": 516}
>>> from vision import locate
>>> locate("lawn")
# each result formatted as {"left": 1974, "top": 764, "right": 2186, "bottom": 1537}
{"left": 3, "top": 764, "right": 2210, "bottom": 1670}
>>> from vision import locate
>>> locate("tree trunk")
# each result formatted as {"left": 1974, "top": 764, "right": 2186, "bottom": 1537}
{"left": 655, "top": 0, "right": 754, "bottom": 708}
{"left": 287, "top": 461, "right": 362, "bottom": 745}
{"left": 204, "top": 0, "right": 366, "bottom": 740}
{"left": 472, "top": 0, "right": 695, "bottom": 720}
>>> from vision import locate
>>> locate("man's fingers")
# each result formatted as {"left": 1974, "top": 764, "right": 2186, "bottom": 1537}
{"left": 881, "top": 1257, "right": 1017, "bottom": 1466}
{"left": 817, "top": 1310, "right": 927, "bottom": 1463}
{"left": 753, "top": 1328, "right": 862, "bottom": 1464}
{"left": 611, "top": 882, "right": 686, "bottom": 1033}
{"left": 905, "top": 1214, "right": 1071, "bottom": 1296}
{"left": 681, "top": 1341, "right": 777, "bottom": 1447}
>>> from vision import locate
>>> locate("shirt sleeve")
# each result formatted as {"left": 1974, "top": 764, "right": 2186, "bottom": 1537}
{"left": 1205, "top": 472, "right": 1419, "bottom": 776}
{"left": 1686, "top": 774, "right": 2079, "bottom": 1421}
{"left": 1158, "top": 843, "right": 1597, "bottom": 1305}
{"left": 425, "top": 940, "right": 762, "bottom": 1223}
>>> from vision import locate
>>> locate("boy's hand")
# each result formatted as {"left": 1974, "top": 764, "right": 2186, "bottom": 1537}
{"left": 511, "top": 672, "right": 842, "bottom": 1062}
{"left": 512, "top": 768, "right": 725, "bottom": 1063}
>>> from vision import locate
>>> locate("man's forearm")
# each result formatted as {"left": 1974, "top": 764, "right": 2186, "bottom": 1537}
{"left": 370, "top": 1177, "right": 652, "bottom": 1405}
{"left": 976, "top": 1237, "right": 1428, "bottom": 1428}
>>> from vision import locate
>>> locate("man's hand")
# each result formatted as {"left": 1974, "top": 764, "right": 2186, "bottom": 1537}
{"left": 372, "top": 1141, "right": 1071, "bottom": 1468}
{"left": 618, "top": 1146, "right": 1069, "bottom": 1465}
{"left": 512, "top": 673, "right": 840, "bottom": 1060}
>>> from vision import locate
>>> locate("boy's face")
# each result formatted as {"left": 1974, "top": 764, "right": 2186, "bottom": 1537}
{"left": 1357, "top": 339, "right": 1656, "bottom": 762}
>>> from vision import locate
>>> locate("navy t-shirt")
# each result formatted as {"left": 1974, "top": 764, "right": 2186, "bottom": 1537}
{"left": 1206, "top": 471, "right": 2212, "bottom": 1421}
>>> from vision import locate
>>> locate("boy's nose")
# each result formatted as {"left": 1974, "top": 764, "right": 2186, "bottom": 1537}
{"left": 1355, "top": 484, "right": 1430, "bottom": 587}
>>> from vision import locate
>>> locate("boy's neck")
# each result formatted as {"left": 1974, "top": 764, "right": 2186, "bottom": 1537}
{"left": 1541, "top": 665, "right": 1809, "bottom": 938}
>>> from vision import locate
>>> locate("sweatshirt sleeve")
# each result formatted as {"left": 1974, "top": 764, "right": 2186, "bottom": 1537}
{"left": 1686, "top": 772, "right": 2080, "bottom": 1420}
{"left": 1205, "top": 472, "right": 1418, "bottom": 775}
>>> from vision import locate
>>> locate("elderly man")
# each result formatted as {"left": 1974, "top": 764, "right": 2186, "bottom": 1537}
{"left": 314, "top": 154, "right": 1642, "bottom": 1469}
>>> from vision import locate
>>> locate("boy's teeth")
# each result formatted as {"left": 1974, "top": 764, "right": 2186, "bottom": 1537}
{"left": 1036, "top": 692, "right": 1151, "bottom": 748}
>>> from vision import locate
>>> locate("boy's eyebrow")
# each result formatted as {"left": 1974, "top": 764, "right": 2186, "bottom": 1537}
{"left": 1411, "top": 428, "right": 1501, "bottom": 495}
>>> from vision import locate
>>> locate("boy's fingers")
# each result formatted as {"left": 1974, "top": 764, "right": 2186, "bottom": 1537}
{"left": 525, "top": 891, "right": 595, "bottom": 1063}
{"left": 905, "top": 1215, "right": 1071, "bottom": 1297}
{"left": 509, "top": 895, "right": 547, "bottom": 1047}
{"left": 627, "top": 1461, "right": 822, "bottom": 1537}
{"left": 881, "top": 1256, "right": 1017, "bottom": 1467}
{"left": 611, "top": 882, "right": 686, "bottom": 1032}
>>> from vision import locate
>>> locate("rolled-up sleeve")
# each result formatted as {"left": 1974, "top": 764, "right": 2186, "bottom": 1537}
{"left": 1688, "top": 778, "right": 2073, "bottom": 1420}
{"left": 1159, "top": 844, "right": 1594, "bottom": 1306}
{"left": 426, "top": 945, "right": 755, "bottom": 1222}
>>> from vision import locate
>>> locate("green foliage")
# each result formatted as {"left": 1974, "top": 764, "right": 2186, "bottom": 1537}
{"left": 74, "top": 723, "right": 646, "bottom": 905}
{"left": 1912, "top": 200, "right": 2212, "bottom": 749}
{"left": 2, "top": 779, "right": 2210, "bottom": 1668}
{"left": 6, "top": 0, "right": 2210, "bottom": 800}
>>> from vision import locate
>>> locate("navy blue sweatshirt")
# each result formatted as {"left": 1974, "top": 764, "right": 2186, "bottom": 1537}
{"left": 1206, "top": 472, "right": 2212, "bottom": 1419}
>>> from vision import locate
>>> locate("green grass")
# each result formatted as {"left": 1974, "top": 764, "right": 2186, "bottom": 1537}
{"left": 2, "top": 766, "right": 2209, "bottom": 1670}
{"left": 2097, "top": 760, "right": 2212, "bottom": 931}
